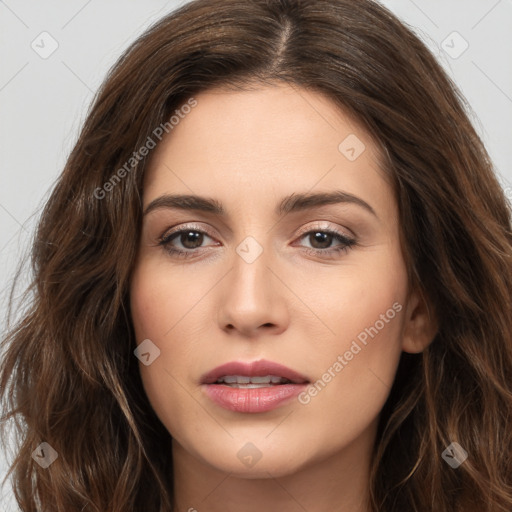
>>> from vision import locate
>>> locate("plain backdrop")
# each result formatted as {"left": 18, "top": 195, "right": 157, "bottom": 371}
{"left": 1, "top": 0, "right": 511, "bottom": 509}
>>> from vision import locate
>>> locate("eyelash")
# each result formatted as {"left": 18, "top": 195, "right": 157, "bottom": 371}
{"left": 158, "top": 224, "right": 357, "bottom": 260}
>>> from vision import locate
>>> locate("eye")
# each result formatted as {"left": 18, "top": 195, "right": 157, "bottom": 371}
{"left": 158, "top": 224, "right": 357, "bottom": 260}
{"left": 158, "top": 226, "right": 218, "bottom": 259}
{"left": 294, "top": 228, "right": 357, "bottom": 258}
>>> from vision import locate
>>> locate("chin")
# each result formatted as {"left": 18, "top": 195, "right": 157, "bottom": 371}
{"left": 195, "top": 441, "right": 314, "bottom": 479}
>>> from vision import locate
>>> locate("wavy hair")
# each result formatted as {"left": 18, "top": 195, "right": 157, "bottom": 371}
{"left": 1, "top": 0, "right": 511, "bottom": 510}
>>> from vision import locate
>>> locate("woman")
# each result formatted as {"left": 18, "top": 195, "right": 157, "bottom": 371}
{"left": 1, "top": 0, "right": 511, "bottom": 510}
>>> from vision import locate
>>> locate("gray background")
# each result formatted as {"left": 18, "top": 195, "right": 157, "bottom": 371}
{"left": 1, "top": 0, "right": 511, "bottom": 509}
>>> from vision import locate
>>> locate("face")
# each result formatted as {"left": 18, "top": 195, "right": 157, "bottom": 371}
{"left": 130, "top": 83, "right": 431, "bottom": 478}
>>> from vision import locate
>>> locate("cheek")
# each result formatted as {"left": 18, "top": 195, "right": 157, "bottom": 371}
{"left": 296, "top": 291, "right": 405, "bottom": 457}
{"left": 314, "top": 245, "right": 407, "bottom": 353}
{"left": 303, "top": 245, "right": 408, "bottom": 411}
{"left": 129, "top": 260, "right": 199, "bottom": 384}
{"left": 129, "top": 260, "right": 201, "bottom": 441}
{"left": 130, "top": 258, "right": 206, "bottom": 340}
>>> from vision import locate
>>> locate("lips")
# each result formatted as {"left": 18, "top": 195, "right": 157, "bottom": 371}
{"left": 200, "top": 359, "right": 309, "bottom": 385}
{"left": 200, "top": 359, "right": 310, "bottom": 413}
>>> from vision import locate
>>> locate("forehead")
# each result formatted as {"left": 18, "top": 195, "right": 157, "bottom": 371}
{"left": 143, "top": 84, "right": 395, "bottom": 221}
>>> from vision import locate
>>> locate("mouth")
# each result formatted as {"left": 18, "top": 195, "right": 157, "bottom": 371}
{"left": 213, "top": 375, "right": 296, "bottom": 388}
{"left": 200, "top": 359, "right": 310, "bottom": 413}
{"left": 200, "top": 359, "right": 310, "bottom": 386}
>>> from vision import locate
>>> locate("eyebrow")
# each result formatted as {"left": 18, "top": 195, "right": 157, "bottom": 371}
{"left": 143, "top": 190, "right": 378, "bottom": 218}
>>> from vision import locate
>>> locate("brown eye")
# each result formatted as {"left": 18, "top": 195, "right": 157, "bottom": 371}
{"left": 308, "top": 231, "right": 335, "bottom": 249}
{"left": 296, "top": 229, "right": 356, "bottom": 257}
{"left": 158, "top": 227, "right": 219, "bottom": 259}
{"left": 172, "top": 230, "right": 204, "bottom": 250}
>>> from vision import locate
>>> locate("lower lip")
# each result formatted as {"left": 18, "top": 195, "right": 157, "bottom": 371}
{"left": 203, "top": 383, "right": 308, "bottom": 413}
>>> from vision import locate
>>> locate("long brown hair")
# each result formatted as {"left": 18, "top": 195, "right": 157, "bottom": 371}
{"left": 1, "top": 0, "right": 511, "bottom": 510}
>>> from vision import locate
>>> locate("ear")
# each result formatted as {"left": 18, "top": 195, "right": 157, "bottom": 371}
{"left": 401, "top": 287, "right": 438, "bottom": 354}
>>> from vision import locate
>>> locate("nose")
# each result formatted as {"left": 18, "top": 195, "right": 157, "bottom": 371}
{"left": 216, "top": 243, "right": 289, "bottom": 338}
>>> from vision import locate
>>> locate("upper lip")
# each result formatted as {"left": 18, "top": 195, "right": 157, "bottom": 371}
{"left": 201, "top": 359, "right": 310, "bottom": 385}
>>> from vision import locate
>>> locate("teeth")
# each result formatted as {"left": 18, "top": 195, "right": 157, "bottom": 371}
{"left": 216, "top": 375, "right": 290, "bottom": 385}
{"left": 230, "top": 384, "right": 273, "bottom": 389}
{"left": 223, "top": 375, "right": 250, "bottom": 384}
{"left": 251, "top": 376, "right": 273, "bottom": 384}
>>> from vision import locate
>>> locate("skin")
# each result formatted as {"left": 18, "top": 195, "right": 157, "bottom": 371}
{"left": 129, "top": 83, "right": 437, "bottom": 512}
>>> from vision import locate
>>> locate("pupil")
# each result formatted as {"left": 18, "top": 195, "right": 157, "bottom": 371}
{"left": 181, "top": 231, "right": 203, "bottom": 249}
{"left": 310, "top": 232, "right": 332, "bottom": 249}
